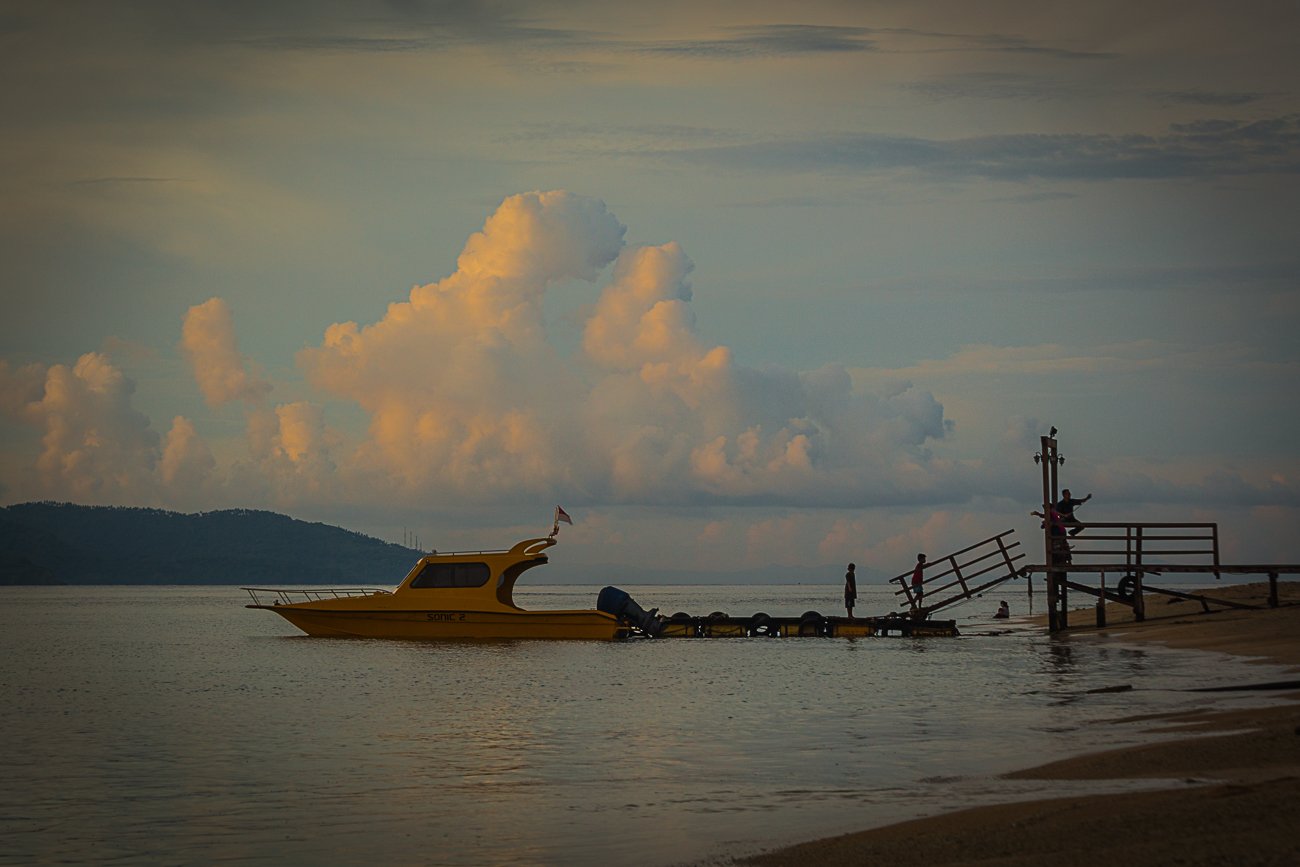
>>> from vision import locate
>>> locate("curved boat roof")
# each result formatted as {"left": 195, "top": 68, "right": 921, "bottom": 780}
{"left": 393, "top": 536, "right": 557, "bottom": 611}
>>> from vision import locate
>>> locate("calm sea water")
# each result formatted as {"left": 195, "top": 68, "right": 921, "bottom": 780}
{"left": 0, "top": 583, "right": 1287, "bottom": 866}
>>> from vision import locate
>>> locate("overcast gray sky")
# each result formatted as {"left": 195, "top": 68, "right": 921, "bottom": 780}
{"left": 2, "top": 0, "right": 1297, "bottom": 578}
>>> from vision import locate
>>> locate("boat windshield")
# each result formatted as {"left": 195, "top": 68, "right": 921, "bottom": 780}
{"left": 409, "top": 562, "right": 491, "bottom": 589}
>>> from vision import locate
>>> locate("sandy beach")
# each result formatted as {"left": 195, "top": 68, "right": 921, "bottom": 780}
{"left": 740, "top": 581, "right": 1300, "bottom": 867}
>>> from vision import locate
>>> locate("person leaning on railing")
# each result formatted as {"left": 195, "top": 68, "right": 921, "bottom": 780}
{"left": 1030, "top": 505, "right": 1072, "bottom": 564}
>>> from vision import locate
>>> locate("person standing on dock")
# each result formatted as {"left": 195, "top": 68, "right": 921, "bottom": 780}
{"left": 844, "top": 563, "right": 857, "bottom": 620}
{"left": 1056, "top": 488, "right": 1092, "bottom": 536}
{"left": 910, "top": 553, "right": 927, "bottom": 614}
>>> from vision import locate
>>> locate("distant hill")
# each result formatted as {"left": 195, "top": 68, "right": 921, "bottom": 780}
{"left": 0, "top": 501, "right": 896, "bottom": 588}
{"left": 0, "top": 502, "right": 422, "bottom": 585}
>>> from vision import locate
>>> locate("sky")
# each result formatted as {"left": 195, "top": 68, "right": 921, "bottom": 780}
{"left": 1, "top": 0, "right": 1298, "bottom": 582}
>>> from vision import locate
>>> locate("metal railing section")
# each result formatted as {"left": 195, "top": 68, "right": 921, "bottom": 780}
{"left": 243, "top": 587, "right": 392, "bottom": 606}
{"left": 891, "top": 529, "right": 1025, "bottom": 613}
{"left": 1061, "top": 521, "right": 1220, "bottom": 574}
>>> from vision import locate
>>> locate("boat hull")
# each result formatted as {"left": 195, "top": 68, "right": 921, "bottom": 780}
{"left": 253, "top": 605, "right": 630, "bottom": 641}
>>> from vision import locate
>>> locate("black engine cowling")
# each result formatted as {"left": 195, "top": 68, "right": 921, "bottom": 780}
{"left": 597, "top": 586, "right": 663, "bottom": 637}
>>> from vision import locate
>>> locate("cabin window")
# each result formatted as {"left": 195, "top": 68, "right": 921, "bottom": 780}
{"left": 410, "top": 562, "right": 491, "bottom": 589}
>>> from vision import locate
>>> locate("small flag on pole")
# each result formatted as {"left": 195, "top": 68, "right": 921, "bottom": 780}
{"left": 550, "top": 505, "right": 573, "bottom": 537}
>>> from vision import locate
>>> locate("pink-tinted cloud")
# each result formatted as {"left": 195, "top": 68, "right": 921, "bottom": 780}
{"left": 181, "top": 297, "right": 272, "bottom": 407}
{"left": 1, "top": 353, "right": 159, "bottom": 501}
{"left": 298, "top": 191, "right": 625, "bottom": 498}
{"left": 160, "top": 415, "right": 216, "bottom": 491}
{"left": 296, "top": 190, "right": 954, "bottom": 507}
{"left": 1, "top": 354, "right": 221, "bottom": 506}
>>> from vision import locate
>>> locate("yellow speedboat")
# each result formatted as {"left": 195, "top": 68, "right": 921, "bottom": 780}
{"left": 244, "top": 533, "right": 960, "bottom": 641}
{"left": 244, "top": 537, "right": 645, "bottom": 640}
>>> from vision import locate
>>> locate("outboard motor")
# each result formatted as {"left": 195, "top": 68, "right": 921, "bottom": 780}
{"left": 597, "top": 586, "right": 663, "bottom": 637}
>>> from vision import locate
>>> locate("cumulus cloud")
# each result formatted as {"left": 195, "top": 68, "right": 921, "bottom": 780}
{"left": 0, "top": 353, "right": 160, "bottom": 500}
{"left": 0, "top": 360, "right": 46, "bottom": 413}
{"left": 20, "top": 297, "right": 333, "bottom": 508}
{"left": 299, "top": 190, "right": 627, "bottom": 497}
{"left": 0, "top": 353, "right": 225, "bottom": 506}
{"left": 160, "top": 415, "right": 216, "bottom": 491}
{"left": 299, "top": 190, "right": 954, "bottom": 506}
{"left": 181, "top": 297, "right": 272, "bottom": 407}
{"left": 2, "top": 189, "right": 1296, "bottom": 568}
{"left": 223, "top": 401, "right": 339, "bottom": 505}
{"left": 6, "top": 191, "right": 1289, "bottom": 528}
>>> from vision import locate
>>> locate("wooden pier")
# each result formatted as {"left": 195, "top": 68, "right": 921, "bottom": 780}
{"left": 877, "top": 432, "right": 1300, "bottom": 633}
{"left": 1028, "top": 433, "right": 1300, "bottom": 633}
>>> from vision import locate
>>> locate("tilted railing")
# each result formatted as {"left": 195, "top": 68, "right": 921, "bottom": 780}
{"left": 892, "top": 529, "right": 1025, "bottom": 614}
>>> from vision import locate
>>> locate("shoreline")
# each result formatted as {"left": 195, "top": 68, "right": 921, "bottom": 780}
{"left": 738, "top": 581, "right": 1300, "bottom": 867}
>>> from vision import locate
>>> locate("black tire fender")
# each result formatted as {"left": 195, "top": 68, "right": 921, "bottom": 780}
{"left": 748, "top": 612, "right": 775, "bottom": 636}
{"left": 798, "top": 610, "right": 825, "bottom": 636}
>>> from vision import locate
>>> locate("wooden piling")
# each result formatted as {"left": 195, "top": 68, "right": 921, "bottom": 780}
{"left": 1041, "top": 434, "right": 1061, "bottom": 632}
{"left": 1096, "top": 573, "right": 1107, "bottom": 628}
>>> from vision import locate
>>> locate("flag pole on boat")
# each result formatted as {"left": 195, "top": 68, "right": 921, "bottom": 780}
{"left": 550, "top": 505, "right": 573, "bottom": 537}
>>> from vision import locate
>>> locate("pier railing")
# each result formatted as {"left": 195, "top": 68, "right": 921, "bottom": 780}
{"left": 1060, "top": 521, "right": 1220, "bottom": 575}
{"left": 1025, "top": 519, "right": 1300, "bottom": 630}
{"left": 1024, "top": 431, "right": 1298, "bottom": 633}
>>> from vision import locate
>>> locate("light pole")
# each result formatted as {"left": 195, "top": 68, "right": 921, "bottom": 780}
{"left": 1035, "top": 430, "right": 1067, "bottom": 632}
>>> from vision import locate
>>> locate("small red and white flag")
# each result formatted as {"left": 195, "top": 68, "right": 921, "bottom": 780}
{"left": 549, "top": 505, "right": 574, "bottom": 537}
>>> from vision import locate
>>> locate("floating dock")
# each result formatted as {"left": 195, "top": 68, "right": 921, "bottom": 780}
{"left": 595, "top": 588, "right": 958, "bottom": 638}
{"left": 652, "top": 611, "right": 958, "bottom": 638}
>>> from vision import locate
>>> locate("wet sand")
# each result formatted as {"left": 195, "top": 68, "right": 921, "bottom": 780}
{"left": 740, "top": 581, "right": 1300, "bottom": 867}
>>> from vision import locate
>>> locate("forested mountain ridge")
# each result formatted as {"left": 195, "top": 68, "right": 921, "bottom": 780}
{"left": 0, "top": 502, "right": 422, "bottom": 585}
